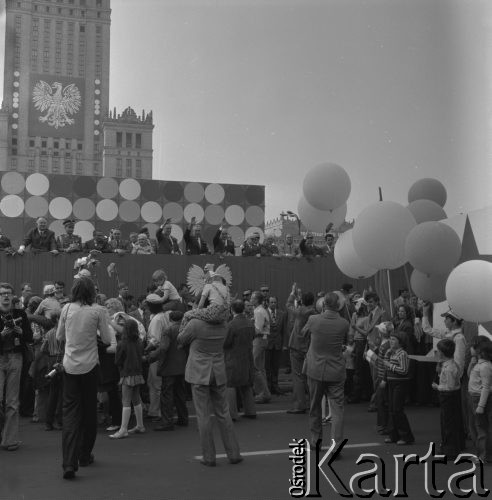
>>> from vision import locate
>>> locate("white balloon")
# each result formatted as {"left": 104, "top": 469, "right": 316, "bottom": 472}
{"left": 352, "top": 201, "right": 417, "bottom": 270}
{"left": 303, "top": 163, "right": 351, "bottom": 211}
{"left": 334, "top": 229, "right": 378, "bottom": 279}
{"left": 446, "top": 260, "right": 492, "bottom": 323}
{"left": 297, "top": 196, "right": 347, "bottom": 233}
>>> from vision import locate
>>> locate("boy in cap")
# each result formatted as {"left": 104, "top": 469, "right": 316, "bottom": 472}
{"left": 34, "top": 284, "right": 62, "bottom": 321}
{"left": 57, "top": 219, "right": 82, "bottom": 253}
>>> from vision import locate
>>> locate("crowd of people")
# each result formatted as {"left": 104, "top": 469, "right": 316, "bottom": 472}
{"left": 0, "top": 216, "right": 337, "bottom": 258}
{"left": 0, "top": 264, "right": 491, "bottom": 481}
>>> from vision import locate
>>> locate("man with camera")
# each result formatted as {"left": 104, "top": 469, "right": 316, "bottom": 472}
{"left": 0, "top": 282, "right": 33, "bottom": 451}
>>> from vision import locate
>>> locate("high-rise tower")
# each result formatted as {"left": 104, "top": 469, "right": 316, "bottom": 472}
{"left": 2, "top": 0, "right": 111, "bottom": 175}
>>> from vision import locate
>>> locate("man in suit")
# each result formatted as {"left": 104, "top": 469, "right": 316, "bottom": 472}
{"left": 286, "top": 284, "right": 317, "bottom": 414}
{"left": 82, "top": 231, "right": 112, "bottom": 253}
{"left": 241, "top": 232, "right": 261, "bottom": 257}
{"left": 302, "top": 292, "right": 349, "bottom": 450}
{"left": 213, "top": 225, "right": 235, "bottom": 256}
{"left": 18, "top": 217, "right": 58, "bottom": 255}
{"left": 0, "top": 227, "right": 12, "bottom": 251}
{"left": 183, "top": 217, "right": 209, "bottom": 255}
{"left": 278, "top": 234, "right": 300, "bottom": 258}
{"left": 57, "top": 219, "right": 82, "bottom": 253}
{"left": 223, "top": 300, "right": 256, "bottom": 420}
{"left": 178, "top": 317, "right": 242, "bottom": 467}
{"left": 109, "top": 228, "right": 131, "bottom": 254}
{"left": 299, "top": 232, "right": 323, "bottom": 258}
{"left": 146, "top": 310, "right": 188, "bottom": 431}
{"left": 156, "top": 220, "right": 182, "bottom": 255}
{"left": 265, "top": 296, "right": 287, "bottom": 395}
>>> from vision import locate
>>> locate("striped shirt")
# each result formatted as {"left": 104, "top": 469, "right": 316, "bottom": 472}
{"left": 385, "top": 347, "right": 410, "bottom": 380}
{"left": 376, "top": 339, "right": 391, "bottom": 381}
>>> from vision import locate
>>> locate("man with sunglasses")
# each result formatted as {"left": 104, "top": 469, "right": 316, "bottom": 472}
{"left": 0, "top": 283, "right": 33, "bottom": 451}
{"left": 299, "top": 232, "right": 323, "bottom": 258}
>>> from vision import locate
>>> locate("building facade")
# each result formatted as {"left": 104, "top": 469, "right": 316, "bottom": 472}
{"left": 1, "top": 0, "right": 153, "bottom": 178}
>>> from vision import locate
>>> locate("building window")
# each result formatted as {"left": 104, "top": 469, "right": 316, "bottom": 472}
{"left": 116, "top": 158, "right": 122, "bottom": 177}
{"left": 28, "top": 159, "right": 35, "bottom": 172}
{"left": 10, "top": 158, "right": 18, "bottom": 170}
{"left": 11, "top": 148, "right": 17, "bottom": 156}
{"left": 125, "top": 158, "right": 132, "bottom": 177}
{"left": 93, "top": 163, "right": 99, "bottom": 175}
{"left": 78, "top": 143, "right": 83, "bottom": 150}
{"left": 135, "top": 134, "right": 142, "bottom": 149}
{"left": 40, "top": 157, "right": 48, "bottom": 172}
{"left": 126, "top": 133, "right": 132, "bottom": 148}
{"left": 76, "top": 162, "right": 83, "bottom": 174}
{"left": 136, "top": 159, "right": 142, "bottom": 178}
{"left": 54, "top": 141, "right": 59, "bottom": 149}
{"left": 12, "top": 138, "right": 17, "bottom": 146}
{"left": 52, "top": 158, "right": 60, "bottom": 173}
{"left": 96, "top": 0, "right": 102, "bottom": 6}
{"left": 41, "top": 140, "right": 47, "bottom": 148}
{"left": 116, "top": 132, "right": 122, "bottom": 148}
{"left": 65, "top": 152, "right": 71, "bottom": 158}
{"left": 29, "top": 139, "right": 35, "bottom": 147}
{"left": 80, "top": 25, "right": 85, "bottom": 32}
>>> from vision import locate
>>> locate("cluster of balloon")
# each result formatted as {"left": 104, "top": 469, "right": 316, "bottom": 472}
{"left": 402, "top": 178, "right": 463, "bottom": 304}
{"left": 299, "top": 163, "right": 351, "bottom": 232}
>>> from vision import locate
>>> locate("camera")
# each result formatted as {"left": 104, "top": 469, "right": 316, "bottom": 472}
{"left": 3, "top": 315, "right": 22, "bottom": 330}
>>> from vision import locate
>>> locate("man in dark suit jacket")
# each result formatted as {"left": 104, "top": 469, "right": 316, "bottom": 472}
{"left": 109, "top": 228, "right": 131, "bottom": 254}
{"left": 83, "top": 231, "right": 112, "bottom": 253}
{"left": 302, "top": 292, "right": 349, "bottom": 450}
{"left": 18, "top": 217, "right": 58, "bottom": 255}
{"left": 183, "top": 217, "right": 209, "bottom": 255}
{"left": 0, "top": 227, "right": 12, "bottom": 251}
{"left": 223, "top": 300, "right": 256, "bottom": 419}
{"left": 265, "top": 296, "right": 287, "bottom": 395}
{"left": 146, "top": 310, "right": 188, "bottom": 431}
{"left": 213, "top": 226, "right": 235, "bottom": 256}
{"left": 156, "top": 220, "right": 182, "bottom": 255}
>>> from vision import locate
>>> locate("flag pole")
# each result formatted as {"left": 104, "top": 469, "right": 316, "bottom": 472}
{"left": 379, "top": 186, "right": 394, "bottom": 317}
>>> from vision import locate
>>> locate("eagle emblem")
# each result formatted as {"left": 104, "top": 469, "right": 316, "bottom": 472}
{"left": 32, "top": 80, "right": 81, "bottom": 129}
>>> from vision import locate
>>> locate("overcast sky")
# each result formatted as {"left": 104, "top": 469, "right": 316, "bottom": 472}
{"left": 2, "top": 0, "right": 491, "bottom": 223}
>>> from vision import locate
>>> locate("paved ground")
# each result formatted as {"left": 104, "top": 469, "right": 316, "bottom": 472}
{"left": 2, "top": 387, "right": 490, "bottom": 500}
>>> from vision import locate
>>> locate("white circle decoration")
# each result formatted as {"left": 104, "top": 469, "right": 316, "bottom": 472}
{"left": 119, "top": 178, "right": 141, "bottom": 200}
{"left": 96, "top": 199, "right": 119, "bottom": 221}
{"left": 225, "top": 205, "right": 245, "bottom": 226}
{"left": 26, "top": 173, "right": 49, "bottom": 195}
{"left": 183, "top": 203, "right": 204, "bottom": 223}
{"left": 204, "top": 184, "right": 225, "bottom": 204}
{"left": 74, "top": 221, "right": 95, "bottom": 243}
{"left": 49, "top": 197, "right": 73, "bottom": 219}
{"left": 141, "top": 201, "right": 163, "bottom": 223}
{"left": 0, "top": 195, "right": 24, "bottom": 217}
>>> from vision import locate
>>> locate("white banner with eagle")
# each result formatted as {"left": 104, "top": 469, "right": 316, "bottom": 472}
{"left": 29, "top": 74, "right": 85, "bottom": 140}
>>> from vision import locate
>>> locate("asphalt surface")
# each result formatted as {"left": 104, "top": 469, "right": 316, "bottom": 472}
{"left": 2, "top": 386, "right": 490, "bottom": 500}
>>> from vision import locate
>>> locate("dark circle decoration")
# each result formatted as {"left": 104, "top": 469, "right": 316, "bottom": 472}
{"left": 50, "top": 174, "right": 74, "bottom": 197}
{"left": 224, "top": 184, "right": 245, "bottom": 204}
{"left": 245, "top": 185, "right": 264, "bottom": 206}
{"left": 162, "top": 182, "right": 183, "bottom": 202}
{"left": 73, "top": 176, "right": 97, "bottom": 198}
{"left": 141, "top": 180, "right": 162, "bottom": 202}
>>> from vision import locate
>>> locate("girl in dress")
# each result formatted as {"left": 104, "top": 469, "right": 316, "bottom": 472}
{"left": 109, "top": 317, "right": 146, "bottom": 439}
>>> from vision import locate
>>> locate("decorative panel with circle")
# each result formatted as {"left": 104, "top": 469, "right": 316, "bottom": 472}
{"left": 245, "top": 206, "right": 265, "bottom": 226}
{"left": 0, "top": 195, "right": 24, "bottom": 217}
{"left": 1, "top": 172, "right": 25, "bottom": 194}
{"left": 142, "top": 223, "right": 159, "bottom": 240}
{"left": 73, "top": 198, "right": 96, "bottom": 220}
{"left": 25, "top": 196, "right": 49, "bottom": 218}
{"left": 97, "top": 177, "right": 119, "bottom": 199}
{"left": 228, "top": 226, "right": 244, "bottom": 248}
{"left": 49, "top": 197, "right": 73, "bottom": 219}
{"left": 205, "top": 183, "right": 225, "bottom": 204}
{"left": 119, "top": 179, "right": 141, "bottom": 200}
{"left": 203, "top": 226, "right": 218, "bottom": 247}
{"left": 204, "top": 205, "right": 225, "bottom": 225}
{"left": 0, "top": 172, "right": 265, "bottom": 248}
{"left": 184, "top": 182, "right": 204, "bottom": 203}
{"left": 26, "top": 174, "right": 49, "bottom": 196}
{"left": 162, "top": 202, "right": 183, "bottom": 223}
{"left": 225, "top": 205, "right": 245, "bottom": 226}
{"left": 119, "top": 222, "right": 140, "bottom": 238}
{"left": 119, "top": 200, "right": 141, "bottom": 222}
{"left": 96, "top": 199, "right": 119, "bottom": 221}
{"left": 74, "top": 220, "right": 95, "bottom": 242}
{"left": 73, "top": 176, "right": 97, "bottom": 198}
{"left": 183, "top": 203, "right": 204, "bottom": 223}
{"left": 141, "top": 201, "right": 162, "bottom": 223}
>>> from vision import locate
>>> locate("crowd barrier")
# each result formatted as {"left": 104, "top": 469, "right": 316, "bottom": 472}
{"left": 0, "top": 252, "right": 408, "bottom": 303}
